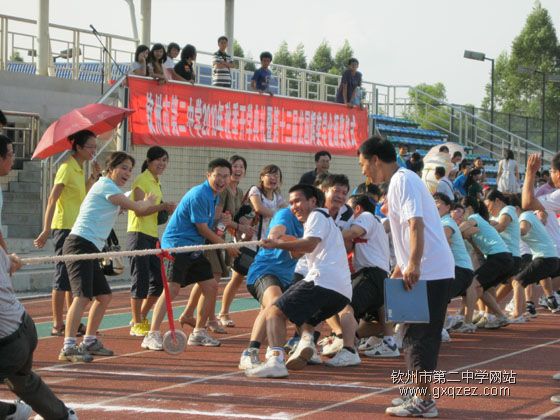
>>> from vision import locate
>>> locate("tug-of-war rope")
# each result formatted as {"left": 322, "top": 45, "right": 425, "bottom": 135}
{"left": 20, "top": 239, "right": 264, "bottom": 354}
{"left": 19, "top": 240, "right": 263, "bottom": 265}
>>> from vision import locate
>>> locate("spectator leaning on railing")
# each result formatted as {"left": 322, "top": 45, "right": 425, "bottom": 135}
{"left": 251, "top": 52, "right": 273, "bottom": 96}
{"left": 212, "top": 36, "right": 234, "bottom": 88}
{"left": 174, "top": 44, "right": 197, "bottom": 84}
{"left": 164, "top": 42, "right": 181, "bottom": 80}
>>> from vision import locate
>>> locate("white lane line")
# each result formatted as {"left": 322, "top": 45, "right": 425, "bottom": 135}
{"left": 532, "top": 405, "right": 560, "bottom": 420}
{"left": 41, "top": 366, "right": 385, "bottom": 391}
{"left": 292, "top": 337, "right": 560, "bottom": 418}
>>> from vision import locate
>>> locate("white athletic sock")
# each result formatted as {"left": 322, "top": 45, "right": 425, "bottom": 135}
{"left": 300, "top": 331, "right": 314, "bottom": 342}
{"left": 193, "top": 328, "right": 206, "bottom": 334}
{"left": 270, "top": 346, "right": 285, "bottom": 362}
{"left": 83, "top": 335, "right": 97, "bottom": 346}
{"left": 63, "top": 337, "right": 76, "bottom": 350}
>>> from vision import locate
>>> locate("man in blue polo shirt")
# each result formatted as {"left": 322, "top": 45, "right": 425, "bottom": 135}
{"left": 142, "top": 158, "right": 239, "bottom": 351}
{"left": 238, "top": 205, "right": 304, "bottom": 370}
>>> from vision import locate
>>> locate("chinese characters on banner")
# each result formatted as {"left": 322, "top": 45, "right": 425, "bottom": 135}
{"left": 127, "top": 76, "right": 369, "bottom": 156}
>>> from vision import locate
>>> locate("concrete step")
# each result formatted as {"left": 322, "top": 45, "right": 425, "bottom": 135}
{"left": 3, "top": 201, "right": 42, "bottom": 214}
{"left": 2, "top": 192, "right": 41, "bottom": 202}
{"left": 18, "top": 171, "right": 42, "bottom": 183}
{"left": 3, "top": 213, "right": 42, "bottom": 225}
{"left": 8, "top": 238, "right": 53, "bottom": 253}
{"left": 23, "top": 160, "right": 42, "bottom": 171}
{"left": 9, "top": 182, "right": 41, "bottom": 193}
{"left": 8, "top": 224, "right": 42, "bottom": 238}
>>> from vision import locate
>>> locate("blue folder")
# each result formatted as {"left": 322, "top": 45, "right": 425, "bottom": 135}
{"left": 384, "top": 278, "right": 430, "bottom": 323}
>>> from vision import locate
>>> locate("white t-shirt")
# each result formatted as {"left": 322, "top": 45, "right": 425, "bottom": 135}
{"left": 537, "top": 193, "right": 560, "bottom": 256}
{"left": 303, "top": 209, "right": 352, "bottom": 300}
{"left": 163, "top": 56, "right": 176, "bottom": 69}
{"left": 350, "top": 212, "right": 390, "bottom": 273}
{"left": 248, "top": 186, "right": 286, "bottom": 240}
{"left": 436, "top": 177, "right": 455, "bottom": 201}
{"left": 387, "top": 168, "right": 454, "bottom": 280}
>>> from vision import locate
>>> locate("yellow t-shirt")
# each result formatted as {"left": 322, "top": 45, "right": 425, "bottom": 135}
{"left": 127, "top": 170, "right": 162, "bottom": 238}
{"left": 51, "top": 156, "right": 86, "bottom": 230}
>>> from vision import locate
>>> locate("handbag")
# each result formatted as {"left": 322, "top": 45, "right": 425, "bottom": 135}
{"left": 100, "top": 229, "right": 125, "bottom": 276}
{"left": 157, "top": 205, "right": 169, "bottom": 225}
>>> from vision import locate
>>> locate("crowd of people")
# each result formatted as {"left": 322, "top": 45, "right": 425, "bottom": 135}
{"left": 1, "top": 118, "right": 560, "bottom": 416}
{"left": 128, "top": 38, "right": 364, "bottom": 107}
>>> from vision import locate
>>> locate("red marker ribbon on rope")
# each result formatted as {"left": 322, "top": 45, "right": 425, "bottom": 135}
{"left": 157, "top": 242, "right": 177, "bottom": 339}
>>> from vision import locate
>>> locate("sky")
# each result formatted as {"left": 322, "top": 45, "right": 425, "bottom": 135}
{"left": 3, "top": 0, "right": 560, "bottom": 108}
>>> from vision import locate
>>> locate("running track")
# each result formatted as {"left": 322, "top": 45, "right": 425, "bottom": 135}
{"left": 2, "top": 286, "right": 559, "bottom": 419}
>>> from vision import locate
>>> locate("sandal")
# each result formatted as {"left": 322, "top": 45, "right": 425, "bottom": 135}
{"left": 206, "top": 320, "right": 227, "bottom": 334}
{"left": 218, "top": 313, "right": 235, "bottom": 328}
{"left": 51, "top": 324, "right": 65, "bottom": 337}
{"left": 179, "top": 315, "right": 196, "bottom": 329}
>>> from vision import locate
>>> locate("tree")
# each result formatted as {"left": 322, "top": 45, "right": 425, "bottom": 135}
{"left": 273, "top": 41, "right": 292, "bottom": 67}
{"left": 481, "top": 1, "right": 560, "bottom": 120}
{"left": 405, "top": 82, "right": 450, "bottom": 130}
{"left": 291, "top": 43, "right": 307, "bottom": 69}
{"left": 233, "top": 40, "right": 256, "bottom": 71}
{"left": 309, "top": 41, "right": 334, "bottom": 73}
{"left": 9, "top": 51, "right": 23, "bottom": 62}
{"left": 333, "top": 40, "right": 354, "bottom": 75}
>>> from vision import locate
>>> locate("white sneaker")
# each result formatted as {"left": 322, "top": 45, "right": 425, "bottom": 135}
{"left": 245, "top": 355, "right": 288, "bottom": 378}
{"left": 538, "top": 295, "right": 548, "bottom": 308}
{"left": 141, "top": 332, "right": 163, "bottom": 351}
{"left": 7, "top": 400, "right": 32, "bottom": 420}
{"left": 443, "top": 314, "right": 463, "bottom": 330}
{"left": 508, "top": 315, "right": 527, "bottom": 324}
{"left": 308, "top": 346, "right": 322, "bottom": 365}
{"left": 358, "top": 336, "right": 382, "bottom": 352}
{"left": 441, "top": 328, "right": 451, "bottom": 342}
{"left": 553, "top": 372, "right": 560, "bottom": 380}
{"left": 385, "top": 396, "right": 438, "bottom": 417}
{"left": 364, "top": 340, "right": 400, "bottom": 358}
{"left": 286, "top": 335, "right": 314, "bottom": 370}
{"left": 455, "top": 322, "right": 477, "bottom": 333}
{"left": 484, "top": 316, "right": 509, "bottom": 329}
{"left": 188, "top": 330, "right": 221, "bottom": 347}
{"left": 35, "top": 407, "right": 78, "bottom": 420}
{"left": 239, "top": 348, "right": 261, "bottom": 370}
{"left": 325, "top": 348, "right": 361, "bottom": 367}
{"left": 321, "top": 335, "right": 343, "bottom": 356}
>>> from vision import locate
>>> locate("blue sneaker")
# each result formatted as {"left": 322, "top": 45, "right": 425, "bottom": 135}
{"left": 284, "top": 335, "right": 300, "bottom": 354}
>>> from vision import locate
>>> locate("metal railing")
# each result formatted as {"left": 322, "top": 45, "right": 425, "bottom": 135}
{"left": 0, "top": 14, "right": 137, "bottom": 78}
{"left": 1, "top": 110, "right": 40, "bottom": 166}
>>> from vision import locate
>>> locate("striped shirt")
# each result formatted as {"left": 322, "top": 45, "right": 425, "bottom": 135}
{"left": 212, "top": 50, "right": 233, "bottom": 87}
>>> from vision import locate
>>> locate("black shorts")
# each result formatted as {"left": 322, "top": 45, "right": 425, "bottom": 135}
{"left": 247, "top": 274, "right": 288, "bottom": 305}
{"left": 497, "top": 256, "right": 521, "bottom": 285}
{"left": 63, "top": 235, "right": 112, "bottom": 299}
{"left": 351, "top": 266, "right": 387, "bottom": 320}
{"left": 292, "top": 273, "right": 305, "bottom": 284}
{"left": 448, "top": 266, "right": 474, "bottom": 300}
{"left": 475, "top": 252, "right": 513, "bottom": 291}
{"left": 127, "top": 232, "right": 163, "bottom": 299}
{"left": 519, "top": 254, "right": 533, "bottom": 272}
{"left": 516, "top": 257, "right": 559, "bottom": 287}
{"left": 167, "top": 251, "right": 213, "bottom": 288}
{"left": 403, "top": 278, "right": 451, "bottom": 372}
{"left": 275, "top": 280, "right": 349, "bottom": 327}
{"left": 52, "top": 229, "right": 71, "bottom": 292}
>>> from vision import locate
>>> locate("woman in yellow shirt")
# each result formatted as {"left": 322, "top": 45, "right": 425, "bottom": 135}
{"left": 34, "top": 130, "right": 101, "bottom": 336}
{"left": 127, "top": 146, "right": 176, "bottom": 337}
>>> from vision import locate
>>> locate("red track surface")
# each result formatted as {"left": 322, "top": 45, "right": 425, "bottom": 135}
{"left": 2, "top": 289, "right": 559, "bottom": 419}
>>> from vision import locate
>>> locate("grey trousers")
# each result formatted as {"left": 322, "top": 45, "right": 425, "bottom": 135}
{"left": 0, "top": 312, "right": 68, "bottom": 420}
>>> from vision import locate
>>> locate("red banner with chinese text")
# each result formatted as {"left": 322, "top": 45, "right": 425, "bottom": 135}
{"left": 127, "top": 76, "right": 368, "bottom": 156}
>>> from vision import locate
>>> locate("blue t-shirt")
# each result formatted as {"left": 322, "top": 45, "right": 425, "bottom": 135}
{"left": 492, "top": 206, "right": 520, "bottom": 257}
{"left": 246, "top": 208, "right": 304, "bottom": 288}
{"left": 252, "top": 67, "right": 271, "bottom": 92}
{"left": 70, "top": 176, "right": 123, "bottom": 250}
{"left": 441, "top": 214, "right": 473, "bottom": 270}
{"left": 519, "top": 211, "right": 557, "bottom": 258}
{"left": 162, "top": 180, "right": 217, "bottom": 248}
{"left": 453, "top": 174, "right": 467, "bottom": 196}
{"left": 468, "top": 213, "right": 509, "bottom": 256}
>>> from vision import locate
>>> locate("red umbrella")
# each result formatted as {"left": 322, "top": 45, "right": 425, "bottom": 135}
{"left": 32, "top": 103, "right": 134, "bottom": 159}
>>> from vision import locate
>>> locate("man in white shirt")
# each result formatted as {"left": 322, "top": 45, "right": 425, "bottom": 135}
{"left": 358, "top": 135, "right": 454, "bottom": 418}
{"left": 246, "top": 184, "right": 352, "bottom": 378}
